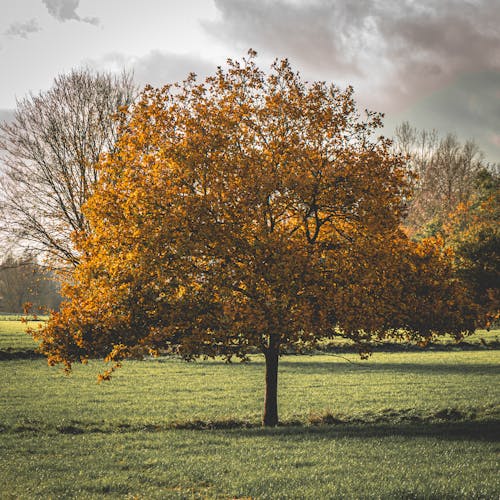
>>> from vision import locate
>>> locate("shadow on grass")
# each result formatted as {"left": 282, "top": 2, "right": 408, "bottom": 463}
{"left": 8, "top": 420, "right": 499, "bottom": 443}
{"left": 317, "top": 341, "right": 500, "bottom": 353}
{"left": 6, "top": 410, "right": 499, "bottom": 443}
{"left": 278, "top": 360, "right": 500, "bottom": 376}
{"left": 0, "top": 349, "right": 44, "bottom": 360}
{"left": 226, "top": 419, "right": 500, "bottom": 442}
{"left": 149, "top": 357, "right": 500, "bottom": 378}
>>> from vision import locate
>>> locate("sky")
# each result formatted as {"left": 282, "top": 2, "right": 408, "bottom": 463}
{"left": 1, "top": 0, "right": 499, "bottom": 162}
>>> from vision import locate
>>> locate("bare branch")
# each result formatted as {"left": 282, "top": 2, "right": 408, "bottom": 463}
{"left": 0, "top": 68, "right": 137, "bottom": 268}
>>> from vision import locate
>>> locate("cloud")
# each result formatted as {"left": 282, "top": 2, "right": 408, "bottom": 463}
{"left": 91, "top": 51, "right": 215, "bottom": 89}
{"left": 4, "top": 19, "right": 41, "bottom": 39}
{"left": 491, "top": 134, "right": 500, "bottom": 148}
{"left": 385, "top": 71, "right": 500, "bottom": 163}
{"left": 206, "top": 0, "right": 500, "bottom": 111}
{"left": 42, "top": 0, "right": 99, "bottom": 25}
{"left": 206, "top": 0, "right": 374, "bottom": 76}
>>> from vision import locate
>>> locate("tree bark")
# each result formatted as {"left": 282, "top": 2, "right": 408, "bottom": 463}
{"left": 263, "top": 335, "right": 279, "bottom": 427}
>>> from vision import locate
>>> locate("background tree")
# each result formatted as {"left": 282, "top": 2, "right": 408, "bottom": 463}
{"left": 394, "top": 124, "right": 499, "bottom": 325}
{"left": 35, "top": 53, "right": 475, "bottom": 426}
{"left": 394, "top": 122, "right": 484, "bottom": 235}
{"left": 444, "top": 168, "right": 499, "bottom": 327}
{"left": 0, "top": 69, "right": 137, "bottom": 269}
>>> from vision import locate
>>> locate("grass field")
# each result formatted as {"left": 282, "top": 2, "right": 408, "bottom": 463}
{"left": 0, "top": 319, "right": 499, "bottom": 498}
{"left": 0, "top": 316, "right": 46, "bottom": 353}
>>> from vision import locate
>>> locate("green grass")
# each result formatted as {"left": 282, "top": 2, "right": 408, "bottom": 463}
{"left": 0, "top": 314, "right": 28, "bottom": 321}
{"left": 0, "top": 318, "right": 44, "bottom": 352}
{"left": 1, "top": 423, "right": 498, "bottom": 499}
{"left": 1, "top": 352, "right": 499, "bottom": 430}
{"left": 0, "top": 320, "right": 499, "bottom": 498}
{"left": 0, "top": 314, "right": 48, "bottom": 322}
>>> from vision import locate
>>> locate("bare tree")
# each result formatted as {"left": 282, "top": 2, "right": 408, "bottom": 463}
{"left": 394, "top": 122, "right": 484, "bottom": 233}
{"left": 0, "top": 69, "right": 137, "bottom": 268}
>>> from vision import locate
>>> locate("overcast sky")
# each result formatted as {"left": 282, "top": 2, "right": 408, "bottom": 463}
{"left": 1, "top": 0, "right": 499, "bottom": 161}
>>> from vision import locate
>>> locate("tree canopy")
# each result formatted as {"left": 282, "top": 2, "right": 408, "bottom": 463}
{"left": 35, "top": 53, "right": 476, "bottom": 426}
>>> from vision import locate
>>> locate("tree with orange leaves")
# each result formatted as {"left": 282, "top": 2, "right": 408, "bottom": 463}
{"left": 34, "top": 52, "right": 475, "bottom": 426}
{"left": 444, "top": 168, "right": 499, "bottom": 327}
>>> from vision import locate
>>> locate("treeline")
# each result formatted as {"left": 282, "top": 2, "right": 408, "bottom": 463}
{"left": 0, "top": 254, "right": 62, "bottom": 313}
{"left": 394, "top": 123, "right": 499, "bottom": 326}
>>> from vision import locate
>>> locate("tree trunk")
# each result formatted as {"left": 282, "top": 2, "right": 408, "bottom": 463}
{"left": 263, "top": 336, "right": 279, "bottom": 427}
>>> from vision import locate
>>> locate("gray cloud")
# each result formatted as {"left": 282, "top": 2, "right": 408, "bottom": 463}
{"left": 132, "top": 51, "right": 215, "bottom": 88}
{"left": 205, "top": 0, "right": 374, "bottom": 76}
{"left": 42, "top": 0, "right": 99, "bottom": 25}
{"left": 385, "top": 71, "right": 500, "bottom": 163}
{"left": 93, "top": 51, "right": 215, "bottom": 89}
{"left": 206, "top": 0, "right": 500, "bottom": 111}
{"left": 4, "top": 19, "right": 41, "bottom": 39}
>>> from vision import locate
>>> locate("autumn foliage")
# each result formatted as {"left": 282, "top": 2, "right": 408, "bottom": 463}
{"left": 444, "top": 169, "right": 499, "bottom": 327}
{"left": 34, "top": 52, "right": 476, "bottom": 425}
